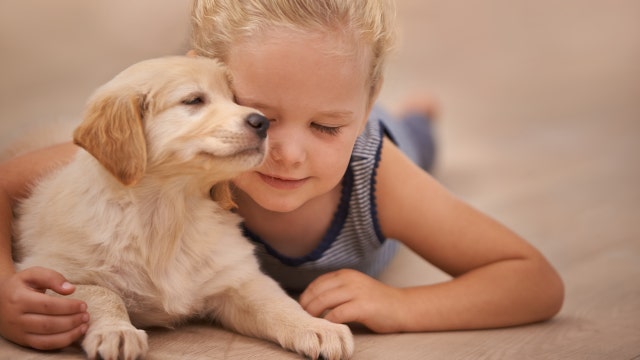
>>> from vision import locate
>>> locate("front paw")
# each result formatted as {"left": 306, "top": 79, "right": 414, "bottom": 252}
{"left": 82, "top": 323, "right": 148, "bottom": 360}
{"left": 279, "top": 317, "right": 354, "bottom": 360}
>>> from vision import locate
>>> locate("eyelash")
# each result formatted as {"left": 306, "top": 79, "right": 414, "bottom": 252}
{"left": 256, "top": 116, "right": 343, "bottom": 137}
{"left": 182, "top": 95, "right": 206, "bottom": 106}
{"left": 311, "top": 123, "right": 342, "bottom": 136}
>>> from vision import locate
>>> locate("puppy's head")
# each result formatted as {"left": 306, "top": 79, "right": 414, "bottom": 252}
{"left": 73, "top": 56, "right": 268, "bottom": 195}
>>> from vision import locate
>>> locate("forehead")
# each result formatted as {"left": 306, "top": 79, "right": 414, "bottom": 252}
{"left": 231, "top": 27, "right": 370, "bottom": 76}
{"left": 177, "top": 58, "right": 230, "bottom": 89}
{"left": 227, "top": 29, "right": 371, "bottom": 103}
{"left": 112, "top": 58, "right": 233, "bottom": 113}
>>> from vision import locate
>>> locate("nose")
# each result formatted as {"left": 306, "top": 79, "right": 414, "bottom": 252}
{"left": 269, "top": 134, "right": 306, "bottom": 167}
{"left": 245, "top": 113, "right": 269, "bottom": 139}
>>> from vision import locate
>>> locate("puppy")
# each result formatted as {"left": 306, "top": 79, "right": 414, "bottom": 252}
{"left": 14, "top": 56, "right": 353, "bottom": 360}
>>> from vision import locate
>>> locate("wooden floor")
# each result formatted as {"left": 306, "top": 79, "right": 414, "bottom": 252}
{"left": 1, "top": 1, "right": 639, "bottom": 359}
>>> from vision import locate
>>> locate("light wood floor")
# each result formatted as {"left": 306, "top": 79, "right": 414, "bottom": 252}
{"left": 1, "top": 1, "right": 639, "bottom": 359}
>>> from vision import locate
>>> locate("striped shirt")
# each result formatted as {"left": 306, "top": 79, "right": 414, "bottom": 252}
{"left": 242, "top": 116, "right": 398, "bottom": 292}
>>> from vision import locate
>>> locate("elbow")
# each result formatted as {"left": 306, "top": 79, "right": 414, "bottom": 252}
{"left": 534, "top": 263, "right": 565, "bottom": 322}
{"left": 511, "top": 255, "right": 565, "bottom": 325}
{"left": 548, "top": 271, "right": 565, "bottom": 319}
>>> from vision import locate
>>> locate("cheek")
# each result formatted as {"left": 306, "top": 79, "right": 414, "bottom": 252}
{"left": 312, "top": 138, "right": 353, "bottom": 175}
{"left": 144, "top": 112, "right": 185, "bottom": 158}
{"left": 230, "top": 171, "right": 264, "bottom": 201}
{"left": 231, "top": 172, "right": 250, "bottom": 189}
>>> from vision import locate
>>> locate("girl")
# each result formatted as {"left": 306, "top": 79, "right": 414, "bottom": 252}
{"left": 0, "top": 0, "right": 564, "bottom": 351}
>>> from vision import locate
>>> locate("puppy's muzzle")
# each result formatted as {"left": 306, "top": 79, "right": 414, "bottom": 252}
{"left": 245, "top": 113, "right": 269, "bottom": 139}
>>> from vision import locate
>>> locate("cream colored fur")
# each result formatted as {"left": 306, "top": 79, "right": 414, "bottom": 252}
{"left": 14, "top": 56, "right": 353, "bottom": 360}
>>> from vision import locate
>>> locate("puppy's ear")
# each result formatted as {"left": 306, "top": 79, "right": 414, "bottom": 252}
{"left": 73, "top": 92, "right": 147, "bottom": 186}
{"left": 210, "top": 182, "right": 237, "bottom": 211}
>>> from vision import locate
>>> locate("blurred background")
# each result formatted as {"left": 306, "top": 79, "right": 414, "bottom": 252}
{"left": 1, "top": 1, "right": 639, "bottom": 357}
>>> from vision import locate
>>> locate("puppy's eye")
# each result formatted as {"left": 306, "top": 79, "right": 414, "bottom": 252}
{"left": 182, "top": 96, "right": 205, "bottom": 106}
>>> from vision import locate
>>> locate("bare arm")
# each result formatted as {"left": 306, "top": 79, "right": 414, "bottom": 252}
{"left": 0, "top": 142, "right": 90, "bottom": 350}
{"left": 0, "top": 142, "right": 78, "bottom": 278}
{"left": 0, "top": 190, "right": 15, "bottom": 279}
{"left": 301, "top": 138, "right": 564, "bottom": 332}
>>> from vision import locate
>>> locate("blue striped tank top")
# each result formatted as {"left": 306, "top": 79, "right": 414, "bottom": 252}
{"left": 242, "top": 116, "right": 398, "bottom": 292}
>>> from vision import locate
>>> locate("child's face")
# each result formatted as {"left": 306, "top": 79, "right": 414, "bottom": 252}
{"left": 228, "top": 29, "right": 373, "bottom": 213}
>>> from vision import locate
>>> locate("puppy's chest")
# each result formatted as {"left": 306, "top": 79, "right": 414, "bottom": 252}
{"left": 110, "top": 237, "right": 220, "bottom": 321}
{"left": 115, "top": 257, "right": 216, "bottom": 326}
{"left": 117, "top": 208, "right": 251, "bottom": 318}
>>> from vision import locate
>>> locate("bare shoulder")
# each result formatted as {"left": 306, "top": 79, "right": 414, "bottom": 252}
{"left": 375, "top": 137, "right": 453, "bottom": 244}
{"left": 0, "top": 142, "right": 77, "bottom": 202}
{"left": 375, "top": 137, "right": 542, "bottom": 276}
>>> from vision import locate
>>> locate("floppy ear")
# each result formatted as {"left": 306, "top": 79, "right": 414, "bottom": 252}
{"left": 210, "top": 182, "right": 237, "bottom": 211}
{"left": 73, "top": 91, "right": 147, "bottom": 186}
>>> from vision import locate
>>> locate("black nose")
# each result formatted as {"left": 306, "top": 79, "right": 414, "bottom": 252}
{"left": 245, "top": 113, "right": 269, "bottom": 139}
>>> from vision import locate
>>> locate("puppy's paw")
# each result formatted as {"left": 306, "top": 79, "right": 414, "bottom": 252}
{"left": 82, "top": 323, "right": 148, "bottom": 360}
{"left": 279, "top": 317, "right": 354, "bottom": 360}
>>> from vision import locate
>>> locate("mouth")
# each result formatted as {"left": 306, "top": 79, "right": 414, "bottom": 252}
{"left": 258, "top": 172, "right": 308, "bottom": 190}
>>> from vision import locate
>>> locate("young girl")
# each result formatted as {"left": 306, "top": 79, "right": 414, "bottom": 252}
{"left": 0, "top": 0, "right": 564, "bottom": 351}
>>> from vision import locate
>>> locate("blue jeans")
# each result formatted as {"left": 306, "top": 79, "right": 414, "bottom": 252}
{"left": 372, "top": 105, "right": 437, "bottom": 172}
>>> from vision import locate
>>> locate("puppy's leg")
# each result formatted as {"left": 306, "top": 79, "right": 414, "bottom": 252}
{"left": 70, "top": 285, "right": 148, "bottom": 360}
{"left": 211, "top": 274, "right": 354, "bottom": 360}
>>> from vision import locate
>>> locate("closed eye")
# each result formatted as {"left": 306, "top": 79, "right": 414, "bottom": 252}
{"left": 311, "top": 123, "right": 342, "bottom": 136}
{"left": 182, "top": 94, "right": 206, "bottom": 106}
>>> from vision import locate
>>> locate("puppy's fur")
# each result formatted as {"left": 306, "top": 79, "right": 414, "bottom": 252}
{"left": 14, "top": 56, "right": 353, "bottom": 360}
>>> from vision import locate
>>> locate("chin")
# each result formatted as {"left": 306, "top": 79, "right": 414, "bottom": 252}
{"left": 252, "top": 194, "right": 307, "bottom": 213}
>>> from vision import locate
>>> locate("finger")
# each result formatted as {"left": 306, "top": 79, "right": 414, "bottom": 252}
{"left": 323, "top": 301, "right": 363, "bottom": 325}
{"left": 19, "top": 266, "right": 76, "bottom": 295}
{"left": 299, "top": 271, "right": 345, "bottom": 308}
{"left": 21, "top": 290, "right": 87, "bottom": 316}
{"left": 22, "top": 312, "right": 90, "bottom": 335}
{"left": 23, "top": 323, "right": 88, "bottom": 351}
{"left": 302, "top": 286, "right": 353, "bottom": 318}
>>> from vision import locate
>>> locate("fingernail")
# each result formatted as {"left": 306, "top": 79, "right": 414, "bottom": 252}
{"left": 80, "top": 324, "right": 88, "bottom": 334}
{"left": 82, "top": 312, "right": 90, "bottom": 322}
{"left": 61, "top": 282, "right": 73, "bottom": 290}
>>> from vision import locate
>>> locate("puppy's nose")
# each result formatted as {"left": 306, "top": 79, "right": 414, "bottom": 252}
{"left": 245, "top": 113, "right": 269, "bottom": 139}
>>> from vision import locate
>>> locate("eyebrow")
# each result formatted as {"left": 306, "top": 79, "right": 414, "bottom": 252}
{"left": 236, "top": 96, "right": 354, "bottom": 120}
{"left": 316, "top": 110, "right": 354, "bottom": 120}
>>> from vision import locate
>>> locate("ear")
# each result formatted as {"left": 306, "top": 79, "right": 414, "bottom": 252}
{"left": 367, "top": 77, "right": 384, "bottom": 113}
{"left": 73, "top": 92, "right": 147, "bottom": 186}
{"left": 360, "top": 77, "right": 385, "bottom": 134}
{"left": 210, "top": 182, "right": 237, "bottom": 211}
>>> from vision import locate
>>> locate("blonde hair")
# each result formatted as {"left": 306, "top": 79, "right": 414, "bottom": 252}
{"left": 190, "top": 0, "right": 396, "bottom": 96}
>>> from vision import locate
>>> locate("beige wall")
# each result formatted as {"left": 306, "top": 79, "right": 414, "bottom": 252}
{"left": 0, "top": 1, "right": 191, "bottom": 141}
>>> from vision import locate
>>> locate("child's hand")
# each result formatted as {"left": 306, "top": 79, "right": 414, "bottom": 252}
{"left": 0, "top": 266, "right": 89, "bottom": 350}
{"left": 299, "top": 269, "right": 407, "bottom": 333}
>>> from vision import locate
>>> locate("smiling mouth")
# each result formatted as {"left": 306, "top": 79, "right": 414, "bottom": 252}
{"left": 258, "top": 173, "right": 308, "bottom": 190}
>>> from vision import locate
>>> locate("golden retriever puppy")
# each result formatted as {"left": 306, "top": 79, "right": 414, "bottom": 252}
{"left": 14, "top": 56, "right": 353, "bottom": 360}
